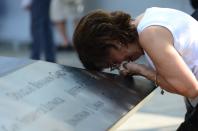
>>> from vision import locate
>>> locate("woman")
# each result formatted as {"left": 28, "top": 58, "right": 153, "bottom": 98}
{"left": 73, "top": 7, "right": 198, "bottom": 130}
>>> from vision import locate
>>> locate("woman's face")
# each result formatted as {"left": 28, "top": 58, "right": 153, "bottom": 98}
{"left": 107, "top": 43, "right": 143, "bottom": 67}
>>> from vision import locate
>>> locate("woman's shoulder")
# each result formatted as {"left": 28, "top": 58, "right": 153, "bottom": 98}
{"left": 139, "top": 25, "right": 173, "bottom": 46}
{"left": 134, "top": 13, "right": 145, "bottom": 27}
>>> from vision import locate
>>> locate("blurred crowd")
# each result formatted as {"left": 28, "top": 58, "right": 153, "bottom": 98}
{"left": 21, "top": 0, "right": 84, "bottom": 63}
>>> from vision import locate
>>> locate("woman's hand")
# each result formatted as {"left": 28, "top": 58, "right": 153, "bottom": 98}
{"left": 119, "top": 62, "right": 148, "bottom": 76}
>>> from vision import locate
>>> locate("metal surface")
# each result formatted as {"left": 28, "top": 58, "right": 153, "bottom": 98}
{"left": 0, "top": 56, "right": 35, "bottom": 77}
{"left": 0, "top": 57, "right": 155, "bottom": 131}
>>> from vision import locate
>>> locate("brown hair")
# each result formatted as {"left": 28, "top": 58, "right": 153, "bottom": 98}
{"left": 73, "top": 10, "right": 138, "bottom": 71}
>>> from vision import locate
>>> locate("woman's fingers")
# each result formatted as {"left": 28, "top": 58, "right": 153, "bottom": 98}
{"left": 122, "top": 62, "right": 139, "bottom": 71}
{"left": 119, "top": 69, "right": 130, "bottom": 76}
{"left": 120, "top": 62, "right": 146, "bottom": 76}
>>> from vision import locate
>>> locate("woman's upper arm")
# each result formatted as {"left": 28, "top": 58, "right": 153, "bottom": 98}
{"left": 139, "top": 26, "right": 198, "bottom": 98}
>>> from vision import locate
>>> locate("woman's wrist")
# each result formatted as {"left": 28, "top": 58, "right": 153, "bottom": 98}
{"left": 138, "top": 65, "right": 156, "bottom": 82}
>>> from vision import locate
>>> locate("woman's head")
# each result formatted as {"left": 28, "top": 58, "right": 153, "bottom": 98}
{"left": 73, "top": 10, "right": 139, "bottom": 71}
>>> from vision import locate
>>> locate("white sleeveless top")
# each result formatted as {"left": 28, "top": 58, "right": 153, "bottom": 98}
{"left": 137, "top": 7, "right": 198, "bottom": 107}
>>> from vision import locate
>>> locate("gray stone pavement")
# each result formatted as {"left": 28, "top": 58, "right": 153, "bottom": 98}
{"left": 0, "top": 44, "right": 186, "bottom": 131}
{"left": 117, "top": 89, "right": 185, "bottom": 131}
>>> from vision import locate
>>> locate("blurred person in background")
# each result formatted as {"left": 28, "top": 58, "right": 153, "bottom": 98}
{"left": 50, "top": 0, "right": 84, "bottom": 50}
{"left": 0, "top": 0, "right": 6, "bottom": 17}
{"left": 0, "top": 0, "right": 6, "bottom": 32}
{"left": 73, "top": 7, "right": 198, "bottom": 130}
{"left": 190, "top": 0, "right": 198, "bottom": 20}
{"left": 22, "top": 0, "right": 56, "bottom": 62}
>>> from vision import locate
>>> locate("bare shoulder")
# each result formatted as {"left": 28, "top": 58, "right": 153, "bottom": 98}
{"left": 139, "top": 25, "right": 174, "bottom": 47}
{"left": 138, "top": 25, "right": 175, "bottom": 67}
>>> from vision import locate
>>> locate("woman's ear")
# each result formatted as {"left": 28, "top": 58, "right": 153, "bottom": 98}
{"left": 107, "top": 41, "right": 120, "bottom": 50}
{"left": 117, "top": 42, "right": 122, "bottom": 50}
{"left": 108, "top": 41, "right": 127, "bottom": 50}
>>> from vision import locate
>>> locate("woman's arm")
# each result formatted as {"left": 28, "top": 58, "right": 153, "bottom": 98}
{"left": 121, "top": 62, "right": 178, "bottom": 93}
{"left": 138, "top": 25, "right": 198, "bottom": 98}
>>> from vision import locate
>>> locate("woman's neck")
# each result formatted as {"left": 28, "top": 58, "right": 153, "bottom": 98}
{"left": 131, "top": 13, "right": 145, "bottom": 27}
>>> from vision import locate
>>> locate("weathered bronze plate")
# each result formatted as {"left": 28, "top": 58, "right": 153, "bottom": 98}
{"left": 0, "top": 57, "right": 155, "bottom": 131}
